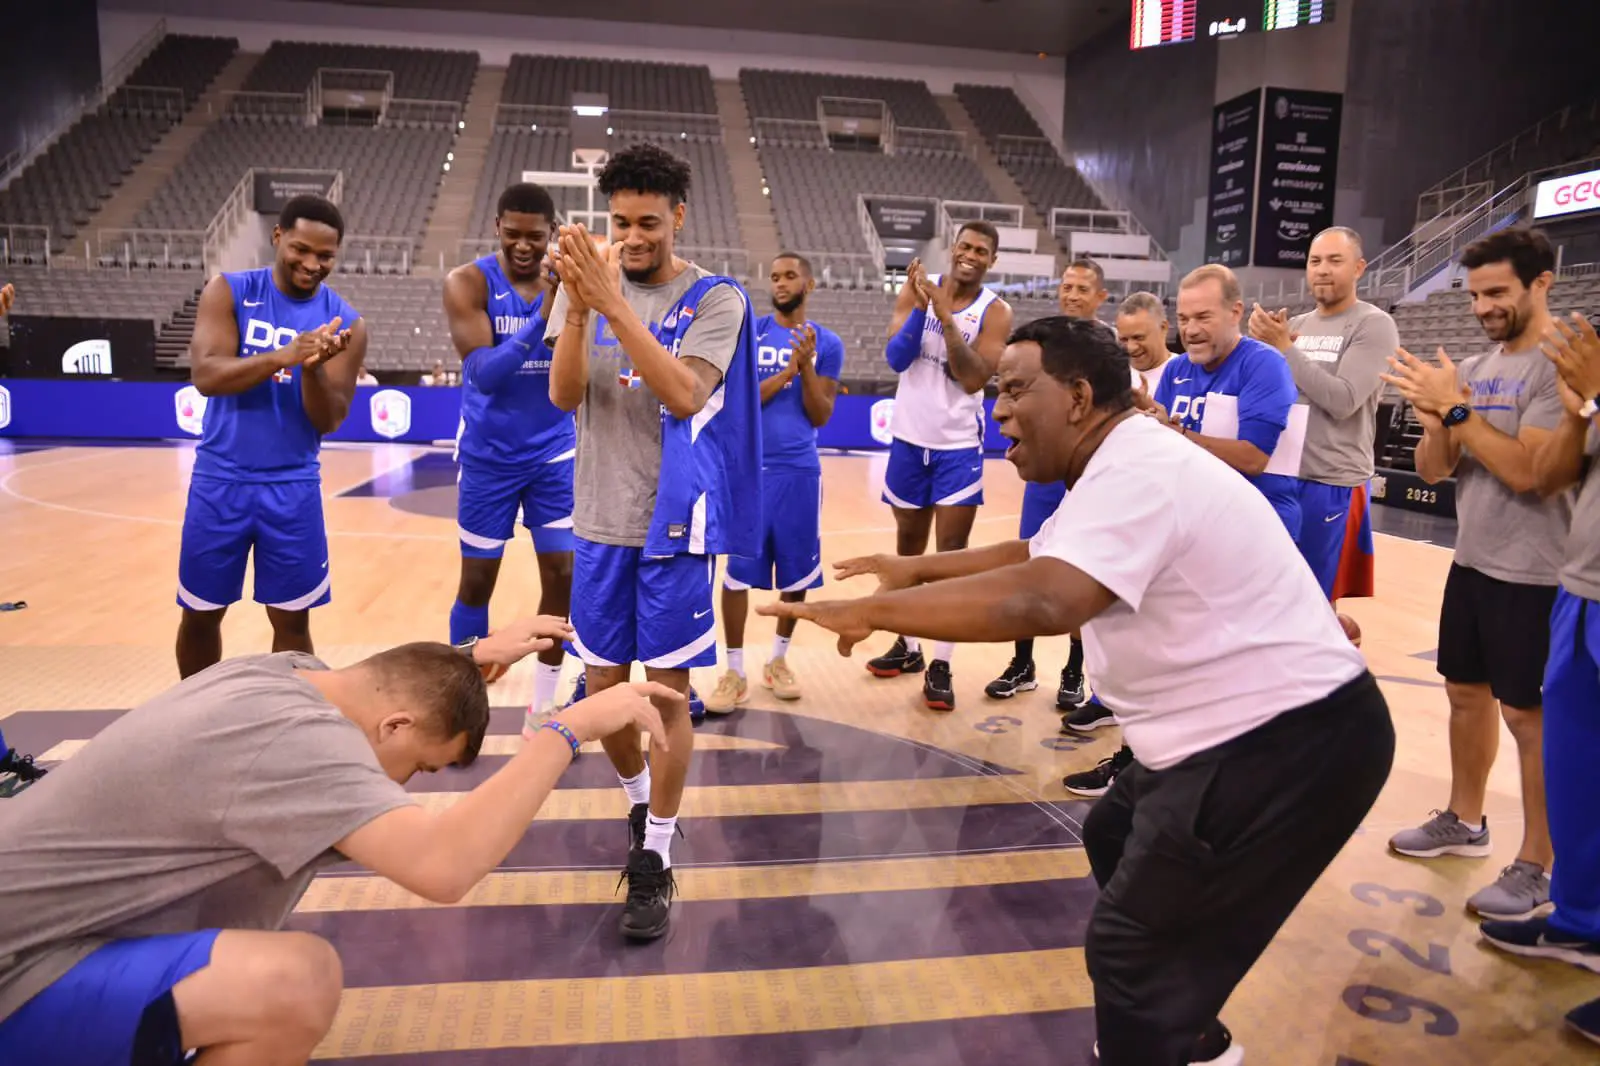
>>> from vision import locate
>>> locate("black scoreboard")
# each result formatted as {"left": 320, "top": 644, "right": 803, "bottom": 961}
{"left": 1130, "top": 0, "right": 1333, "bottom": 50}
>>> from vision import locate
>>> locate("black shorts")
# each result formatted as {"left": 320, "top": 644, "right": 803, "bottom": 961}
{"left": 1437, "top": 563, "right": 1558, "bottom": 708}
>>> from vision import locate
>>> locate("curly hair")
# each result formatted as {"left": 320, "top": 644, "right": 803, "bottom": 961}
{"left": 597, "top": 141, "right": 693, "bottom": 207}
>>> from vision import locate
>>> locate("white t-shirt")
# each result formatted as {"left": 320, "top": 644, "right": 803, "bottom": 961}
{"left": 1135, "top": 354, "right": 1172, "bottom": 395}
{"left": 1028, "top": 414, "right": 1366, "bottom": 770}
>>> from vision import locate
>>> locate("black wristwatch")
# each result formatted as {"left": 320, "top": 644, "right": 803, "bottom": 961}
{"left": 1441, "top": 403, "right": 1471, "bottom": 428}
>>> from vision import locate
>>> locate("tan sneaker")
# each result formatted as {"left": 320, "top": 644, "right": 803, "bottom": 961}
{"left": 763, "top": 657, "right": 801, "bottom": 700}
{"left": 703, "top": 668, "right": 748, "bottom": 715}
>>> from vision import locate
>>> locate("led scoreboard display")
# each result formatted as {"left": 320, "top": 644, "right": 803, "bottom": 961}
{"left": 1130, "top": 0, "right": 1332, "bottom": 49}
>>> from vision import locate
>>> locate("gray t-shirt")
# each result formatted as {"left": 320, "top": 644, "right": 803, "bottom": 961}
{"left": 1453, "top": 346, "right": 1571, "bottom": 585}
{"left": 1560, "top": 423, "right": 1600, "bottom": 600}
{"left": 1285, "top": 301, "right": 1399, "bottom": 485}
{"left": 0, "top": 653, "right": 413, "bottom": 1023}
{"left": 546, "top": 264, "right": 744, "bottom": 546}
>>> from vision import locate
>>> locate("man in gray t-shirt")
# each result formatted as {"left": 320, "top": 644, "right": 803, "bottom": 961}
{"left": 545, "top": 143, "right": 752, "bottom": 944}
{"left": 1380, "top": 225, "right": 1571, "bottom": 924}
{"left": 1250, "top": 227, "right": 1398, "bottom": 602}
{"left": 1480, "top": 312, "right": 1600, "bottom": 1011}
{"left": 0, "top": 620, "right": 669, "bottom": 1065}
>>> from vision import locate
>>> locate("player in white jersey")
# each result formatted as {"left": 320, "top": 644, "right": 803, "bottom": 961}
{"left": 869, "top": 221, "right": 1014, "bottom": 710}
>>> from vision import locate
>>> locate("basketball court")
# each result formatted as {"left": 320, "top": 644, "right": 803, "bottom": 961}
{"left": 0, "top": 438, "right": 1588, "bottom": 1064}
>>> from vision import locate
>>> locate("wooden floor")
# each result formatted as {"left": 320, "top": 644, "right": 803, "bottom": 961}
{"left": 0, "top": 439, "right": 1593, "bottom": 1064}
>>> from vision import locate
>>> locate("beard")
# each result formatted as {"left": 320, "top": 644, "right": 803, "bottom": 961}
{"left": 770, "top": 292, "right": 804, "bottom": 315}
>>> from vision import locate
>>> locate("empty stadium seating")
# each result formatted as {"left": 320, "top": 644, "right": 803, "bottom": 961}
{"left": 0, "top": 35, "right": 239, "bottom": 255}
{"left": 134, "top": 119, "right": 452, "bottom": 251}
{"left": 243, "top": 42, "right": 477, "bottom": 102}
{"left": 954, "top": 84, "right": 1106, "bottom": 228}
{"left": 502, "top": 55, "right": 716, "bottom": 115}
{"left": 953, "top": 83, "right": 1046, "bottom": 141}
{"left": 740, "top": 70, "right": 949, "bottom": 131}
{"left": 1, "top": 263, "right": 200, "bottom": 325}
{"left": 758, "top": 144, "right": 996, "bottom": 256}
{"left": 468, "top": 128, "right": 740, "bottom": 256}
{"left": 1391, "top": 274, "right": 1600, "bottom": 359}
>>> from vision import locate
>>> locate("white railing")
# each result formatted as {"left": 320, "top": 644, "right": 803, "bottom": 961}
{"left": 855, "top": 196, "right": 888, "bottom": 277}
{"left": 0, "top": 224, "right": 51, "bottom": 265}
{"left": 313, "top": 67, "right": 394, "bottom": 122}
{"left": 96, "top": 228, "right": 205, "bottom": 269}
{"left": 895, "top": 127, "right": 970, "bottom": 156}
{"left": 995, "top": 134, "right": 1058, "bottom": 163}
{"left": 106, "top": 85, "right": 187, "bottom": 120}
{"left": 794, "top": 249, "right": 882, "bottom": 291}
{"left": 0, "top": 18, "right": 168, "bottom": 190}
{"left": 679, "top": 245, "right": 751, "bottom": 279}
{"left": 222, "top": 90, "right": 313, "bottom": 123}
{"left": 1414, "top": 181, "right": 1495, "bottom": 227}
{"left": 339, "top": 235, "right": 413, "bottom": 275}
{"left": 490, "top": 103, "right": 720, "bottom": 140}
{"left": 1049, "top": 207, "right": 1133, "bottom": 235}
{"left": 751, "top": 117, "right": 827, "bottom": 147}
{"left": 941, "top": 201, "right": 1024, "bottom": 249}
{"left": 1365, "top": 151, "right": 1600, "bottom": 301}
{"left": 1417, "top": 97, "right": 1598, "bottom": 226}
{"left": 817, "top": 95, "right": 891, "bottom": 150}
{"left": 385, "top": 98, "right": 462, "bottom": 129}
{"left": 203, "top": 167, "right": 345, "bottom": 274}
{"left": 495, "top": 103, "right": 570, "bottom": 130}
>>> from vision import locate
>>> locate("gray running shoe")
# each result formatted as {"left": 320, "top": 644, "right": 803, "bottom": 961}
{"left": 1468, "top": 861, "right": 1552, "bottom": 920}
{"left": 1388, "top": 810, "right": 1492, "bottom": 859}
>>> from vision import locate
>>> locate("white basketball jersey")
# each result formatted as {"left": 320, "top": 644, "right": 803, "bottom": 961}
{"left": 890, "top": 276, "right": 999, "bottom": 450}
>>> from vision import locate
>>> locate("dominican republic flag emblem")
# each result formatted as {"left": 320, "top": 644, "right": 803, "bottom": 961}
{"left": 618, "top": 366, "right": 643, "bottom": 389}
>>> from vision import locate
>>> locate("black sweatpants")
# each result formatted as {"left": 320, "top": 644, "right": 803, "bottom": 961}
{"left": 1083, "top": 672, "right": 1395, "bottom": 1065}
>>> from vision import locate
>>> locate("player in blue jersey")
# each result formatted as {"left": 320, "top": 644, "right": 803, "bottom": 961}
{"left": 546, "top": 143, "right": 761, "bottom": 940}
{"left": 174, "top": 196, "right": 366, "bottom": 678}
{"left": 1155, "top": 264, "right": 1301, "bottom": 535}
{"left": 704, "top": 253, "right": 842, "bottom": 713}
{"left": 442, "top": 183, "right": 575, "bottom": 722}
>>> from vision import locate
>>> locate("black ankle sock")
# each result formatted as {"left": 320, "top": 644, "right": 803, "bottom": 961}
{"left": 1015, "top": 638, "right": 1034, "bottom": 662}
{"left": 1066, "top": 638, "right": 1084, "bottom": 678}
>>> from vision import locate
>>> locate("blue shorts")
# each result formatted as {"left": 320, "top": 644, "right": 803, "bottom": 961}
{"left": 457, "top": 455, "right": 575, "bottom": 557}
{"left": 1294, "top": 480, "right": 1375, "bottom": 601}
{"left": 571, "top": 538, "right": 717, "bottom": 669}
{"left": 882, "top": 439, "right": 984, "bottom": 510}
{"left": 726, "top": 469, "right": 823, "bottom": 592}
{"left": 177, "top": 477, "right": 329, "bottom": 612}
{"left": 1544, "top": 588, "right": 1600, "bottom": 941}
{"left": 0, "top": 929, "right": 219, "bottom": 1066}
{"left": 1019, "top": 480, "right": 1067, "bottom": 540}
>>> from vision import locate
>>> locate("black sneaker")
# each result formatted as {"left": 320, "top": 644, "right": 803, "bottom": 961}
{"left": 1062, "top": 695, "right": 1115, "bottom": 734}
{"left": 628, "top": 802, "right": 648, "bottom": 851}
{"left": 0, "top": 751, "right": 46, "bottom": 798}
{"left": 867, "top": 636, "right": 925, "bottom": 678}
{"left": 984, "top": 657, "right": 1037, "bottom": 699}
{"left": 1057, "top": 667, "right": 1087, "bottom": 710}
{"left": 1063, "top": 744, "right": 1134, "bottom": 798}
{"left": 618, "top": 848, "right": 675, "bottom": 940}
{"left": 1568, "top": 996, "right": 1600, "bottom": 1046}
{"left": 1092, "top": 1019, "right": 1241, "bottom": 1064}
{"left": 922, "top": 659, "right": 955, "bottom": 711}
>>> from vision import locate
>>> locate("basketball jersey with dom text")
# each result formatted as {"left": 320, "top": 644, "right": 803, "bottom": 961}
{"left": 193, "top": 267, "right": 361, "bottom": 483}
{"left": 890, "top": 275, "right": 998, "bottom": 451}
{"left": 456, "top": 254, "right": 575, "bottom": 469}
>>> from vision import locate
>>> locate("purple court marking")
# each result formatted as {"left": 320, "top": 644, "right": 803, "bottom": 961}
{"left": 337, "top": 451, "right": 458, "bottom": 497}
{"left": 314, "top": 1008, "right": 1101, "bottom": 1066}
{"left": 288, "top": 877, "right": 1101, "bottom": 985}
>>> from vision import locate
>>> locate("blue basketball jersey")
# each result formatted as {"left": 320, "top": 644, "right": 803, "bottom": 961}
{"left": 1154, "top": 334, "right": 1299, "bottom": 511}
{"left": 753, "top": 314, "right": 844, "bottom": 473}
{"left": 457, "top": 255, "right": 576, "bottom": 469}
{"left": 193, "top": 267, "right": 360, "bottom": 482}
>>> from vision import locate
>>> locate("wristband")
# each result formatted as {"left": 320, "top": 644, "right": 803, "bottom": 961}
{"left": 540, "top": 719, "right": 581, "bottom": 758}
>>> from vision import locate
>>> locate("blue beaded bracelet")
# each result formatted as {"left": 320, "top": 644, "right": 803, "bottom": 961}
{"left": 540, "top": 719, "right": 581, "bottom": 758}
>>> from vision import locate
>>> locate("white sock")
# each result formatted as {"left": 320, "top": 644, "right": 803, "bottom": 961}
{"left": 645, "top": 814, "right": 677, "bottom": 867}
{"left": 727, "top": 648, "right": 745, "bottom": 677}
{"left": 532, "top": 660, "right": 564, "bottom": 714}
{"left": 903, "top": 636, "right": 921, "bottom": 653}
{"left": 771, "top": 635, "right": 791, "bottom": 660}
{"left": 619, "top": 766, "right": 651, "bottom": 807}
{"left": 933, "top": 642, "right": 954, "bottom": 664}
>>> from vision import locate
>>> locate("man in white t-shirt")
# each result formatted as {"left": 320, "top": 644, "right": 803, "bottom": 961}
{"left": 762, "top": 315, "right": 1393, "bottom": 1066}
